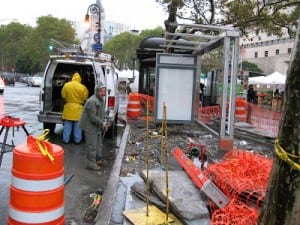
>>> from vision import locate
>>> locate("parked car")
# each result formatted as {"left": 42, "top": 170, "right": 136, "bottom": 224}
{"left": 37, "top": 48, "right": 119, "bottom": 137}
{"left": 28, "top": 76, "right": 43, "bottom": 87}
{"left": 0, "top": 78, "right": 4, "bottom": 93}
{"left": 2, "top": 73, "right": 15, "bottom": 86}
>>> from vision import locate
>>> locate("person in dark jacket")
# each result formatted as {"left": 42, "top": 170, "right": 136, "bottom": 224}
{"left": 79, "top": 83, "right": 108, "bottom": 171}
{"left": 247, "top": 84, "right": 256, "bottom": 103}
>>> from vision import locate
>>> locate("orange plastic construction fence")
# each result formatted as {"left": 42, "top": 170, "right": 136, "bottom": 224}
{"left": 198, "top": 105, "right": 221, "bottom": 123}
{"left": 139, "top": 94, "right": 154, "bottom": 112}
{"left": 248, "top": 103, "right": 281, "bottom": 137}
{"left": 210, "top": 199, "right": 259, "bottom": 225}
{"left": 197, "top": 101, "right": 281, "bottom": 137}
{"left": 205, "top": 150, "right": 273, "bottom": 225}
{"left": 235, "top": 97, "right": 247, "bottom": 122}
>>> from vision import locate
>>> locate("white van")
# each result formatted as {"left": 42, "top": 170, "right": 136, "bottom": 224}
{"left": 37, "top": 48, "right": 119, "bottom": 137}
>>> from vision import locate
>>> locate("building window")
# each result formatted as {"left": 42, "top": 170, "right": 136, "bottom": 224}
{"left": 276, "top": 49, "right": 280, "bottom": 55}
{"left": 288, "top": 48, "right": 292, "bottom": 54}
{"left": 254, "top": 52, "right": 258, "bottom": 58}
{"left": 265, "top": 51, "right": 268, "bottom": 57}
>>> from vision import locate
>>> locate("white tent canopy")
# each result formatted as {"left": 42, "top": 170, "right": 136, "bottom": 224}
{"left": 248, "top": 76, "right": 267, "bottom": 85}
{"left": 264, "top": 71, "right": 286, "bottom": 85}
{"left": 116, "top": 69, "right": 139, "bottom": 92}
{"left": 249, "top": 71, "right": 286, "bottom": 85}
{"left": 117, "top": 69, "right": 136, "bottom": 81}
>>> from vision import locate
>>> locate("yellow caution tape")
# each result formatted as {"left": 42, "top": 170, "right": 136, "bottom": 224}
{"left": 36, "top": 129, "right": 50, "bottom": 141}
{"left": 36, "top": 129, "right": 54, "bottom": 162}
{"left": 275, "top": 139, "right": 300, "bottom": 170}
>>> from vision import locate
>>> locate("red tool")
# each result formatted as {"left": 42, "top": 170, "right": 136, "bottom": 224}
{"left": 173, "top": 147, "right": 229, "bottom": 208}
{"left": 0, "top": 115, "right": 29, "bottom": 167}
{"left": 187, "top": 142, "right": 207, "bottom": 169}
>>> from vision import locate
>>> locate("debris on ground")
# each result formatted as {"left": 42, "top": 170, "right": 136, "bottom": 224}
{"left": 83, "top": 189, "right": 103, "bottom": 223}
{"left": 120, "top": 119, "right": 274, "bottom": 224}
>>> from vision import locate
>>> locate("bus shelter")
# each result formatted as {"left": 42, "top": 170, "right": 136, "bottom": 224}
{"left": 137, "top": 23, "right": 240, "bottom": 152}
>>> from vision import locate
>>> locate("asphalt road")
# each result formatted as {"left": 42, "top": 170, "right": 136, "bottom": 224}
{"left": 0, "top": 83, "right": 126, "bottom": 224}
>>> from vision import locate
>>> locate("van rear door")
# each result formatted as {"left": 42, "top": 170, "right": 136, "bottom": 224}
{"left": 104, "top": 65, "right": 119, "bottom": 120}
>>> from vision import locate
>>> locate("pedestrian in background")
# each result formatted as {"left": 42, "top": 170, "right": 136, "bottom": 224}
{"left": 242, "top": 84, "right": 248, "bottom": 100}
{"left": 79, "top": 83, "right": 108, "bottom": 171}
{"left": 61, "top": 72, "right": 89, "bottom": 144}
{"left": 247, "top": 84, "right": 256, "bottom": 103}
{"left": 126, "top": 83, "right": 132, "bottom": 94}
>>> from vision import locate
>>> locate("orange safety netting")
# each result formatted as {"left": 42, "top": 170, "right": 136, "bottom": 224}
{"left": 248, "top": 103, "right": 281, "bottom": 137}
{"left": 197, "top": 102, "right": 281, "bottom": 137}
{"left": 138, "top": 94, "right": 155, "bottom": 112}
{"left": 198, "top": 105, "right": 221, "bottom": 123}
{"left": 210, "top": 199, "right": 259, "bottom": 225}
{"left": 205, "top": 150, "right": 273, "bottom": 225}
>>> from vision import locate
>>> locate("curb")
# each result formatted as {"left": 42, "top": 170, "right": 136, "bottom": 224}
{"left": 95, "top": 124, "right": 130, "bottom": 225}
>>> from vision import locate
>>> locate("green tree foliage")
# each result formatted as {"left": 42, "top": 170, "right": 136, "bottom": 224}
{"left": 200, "top": 49, "right": 263, "bottom": 75}
{"left": 222, "top": 0, "right": 300, "bottom": 37}
{"left": 27, "top": 16, "right": 78, "bottom": 73}
{"left": 201, "top": 47, "right": 224, "bottom": 74}
{"left": 156, "top": 0, "right": 300, "bottom": 37}
{"left": 103, "top": 27, "right": 164, "bottom": 70}
{"left": 239, "top": 61, "right": 263, "bottom": 73}
{"left": 0, "top": 16, "right": 78, "bottom": 74}
{"left": 0, "top": 22, "right": 33, "bottom": 73}
{"left": 139, "top": 27, "right": 164, "bottom": 39}
{"left": 103, "top": 32, "right": 140, "bottom": 70}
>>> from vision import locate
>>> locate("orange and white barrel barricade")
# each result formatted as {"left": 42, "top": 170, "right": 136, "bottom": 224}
{"left": 235, "top": 97, "right": 247, "bottom": 122}
{"left": 8, "top": 130, "right": 65, "bottom": 225}
{"left": 127, "top": 92, "right": 141, "bottom": 118}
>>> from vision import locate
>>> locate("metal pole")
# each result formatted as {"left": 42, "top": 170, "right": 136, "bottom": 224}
{"left": 220, "top": 36, "right": 230, "bottom": 137}
{"left": 98, "top": 8, "right": 101, "bottom": 45}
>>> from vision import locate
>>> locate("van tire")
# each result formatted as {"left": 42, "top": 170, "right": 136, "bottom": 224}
{"left": 43, "top": 122, "right": 56, "bottom": 133}
{"left": 115, "top": 112, "right": 119, "bottom": 123}
{"left": 105, "top": 120, "right": 116, "bottom": 138}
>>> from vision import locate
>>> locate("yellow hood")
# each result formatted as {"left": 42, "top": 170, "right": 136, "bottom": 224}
{"left": 72, "top": 73, "right": 81, "bottom": 83}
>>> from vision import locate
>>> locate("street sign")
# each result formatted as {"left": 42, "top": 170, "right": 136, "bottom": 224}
{"left": 94, "top": 33, "right": 100, "bottom": 42}
{"left": 92, "top": 43, "right": 102, "bottom": 52}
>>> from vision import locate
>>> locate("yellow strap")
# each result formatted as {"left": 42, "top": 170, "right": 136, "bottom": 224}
{"left": 35, "top": 129, "right": 54, "bottom": 162}
{"left": 275, "top": 139, "right": 300, "bottom": 170}
{"left": 36, "top": 129, "right": 50, "bottom": 141}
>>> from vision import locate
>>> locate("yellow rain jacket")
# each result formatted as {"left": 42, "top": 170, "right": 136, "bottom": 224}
{"left": 61, "top": 73, "right": 89, "bottom": 121}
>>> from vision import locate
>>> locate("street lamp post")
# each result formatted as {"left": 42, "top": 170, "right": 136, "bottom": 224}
{"left": 85, "top": 4, "right": 102, "bottom": 54}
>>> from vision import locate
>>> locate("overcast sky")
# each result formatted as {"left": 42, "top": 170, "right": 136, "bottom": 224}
{"left": 0, "top": 0, "right": 167, "bottom": 30}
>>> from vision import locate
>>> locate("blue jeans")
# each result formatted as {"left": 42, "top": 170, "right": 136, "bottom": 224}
{"left": 63, "top": 120, "right": 82, "bottom": 144}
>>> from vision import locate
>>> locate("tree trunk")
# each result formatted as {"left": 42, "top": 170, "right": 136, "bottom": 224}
{"left": 259, "top": 20, "right": 300, "bottom": 225}
{"left": 164, "top": 0, "right": 180, "bottom": 53}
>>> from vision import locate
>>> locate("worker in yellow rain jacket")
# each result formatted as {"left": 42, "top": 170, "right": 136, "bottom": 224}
{"left": 61, "top": 72, "right": 88, "bottom": 144}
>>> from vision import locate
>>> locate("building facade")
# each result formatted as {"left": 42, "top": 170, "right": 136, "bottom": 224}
{"left": 240, "top": 35, "right": 294, "bottom": 75}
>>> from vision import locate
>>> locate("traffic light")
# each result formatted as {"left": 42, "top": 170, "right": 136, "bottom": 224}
{"left": 48, "top": 43, "right": 54, "bottom": 51}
